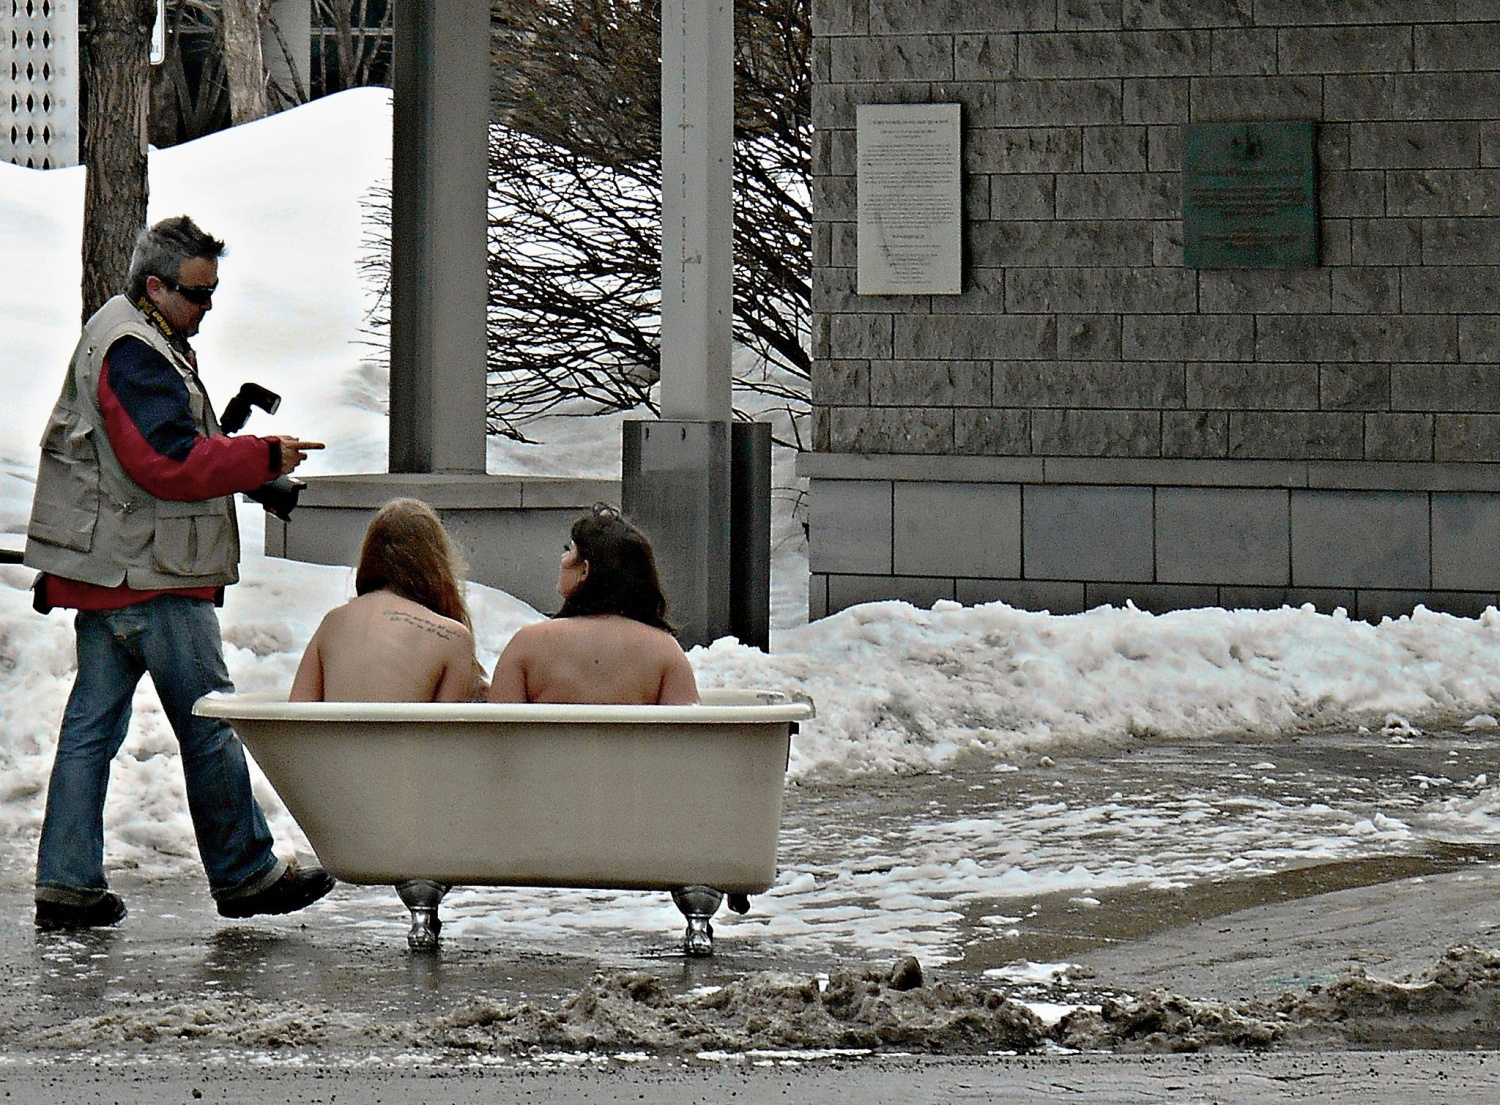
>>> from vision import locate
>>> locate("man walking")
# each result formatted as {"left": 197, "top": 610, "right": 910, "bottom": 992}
{"left": 24, "top": 215, "right": 334, "bottom": 930}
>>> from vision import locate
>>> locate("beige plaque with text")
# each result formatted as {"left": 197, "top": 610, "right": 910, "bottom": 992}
{"left": 857, "top": 103, "right": 962, "bottom": 296}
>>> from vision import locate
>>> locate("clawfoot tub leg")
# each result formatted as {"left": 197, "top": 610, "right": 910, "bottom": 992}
{"left": 670, "top": 886, "right": 724, "bottom": 956}
{"left": 395, "top": 879, "right": 450, "bottom": 951}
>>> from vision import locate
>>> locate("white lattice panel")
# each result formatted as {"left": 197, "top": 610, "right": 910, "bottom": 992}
{"left": 1, "top": 0, "right": 78, "bottom": 168}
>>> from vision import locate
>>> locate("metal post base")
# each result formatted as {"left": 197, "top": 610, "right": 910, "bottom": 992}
{"left": 671, "top": 885, "right": 724, "bottom": 957}
{"left": 395, "top": 879, "right": 450, "bottom": 951}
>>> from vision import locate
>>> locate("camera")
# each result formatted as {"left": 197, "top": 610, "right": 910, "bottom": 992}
{"left": 219, "top": 383, "right": 307, "bottom": 522}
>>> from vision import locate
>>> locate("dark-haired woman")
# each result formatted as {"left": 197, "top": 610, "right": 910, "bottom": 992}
{"left": 487, "top": 504, "right": 698, "bottom": 705}
{"left": 290, "top": 498, "right": 482, "bottom": 703}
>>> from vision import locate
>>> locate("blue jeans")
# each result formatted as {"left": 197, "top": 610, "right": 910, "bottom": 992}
{"left": 35, "top": 593, "right": 282, "bottom": 904}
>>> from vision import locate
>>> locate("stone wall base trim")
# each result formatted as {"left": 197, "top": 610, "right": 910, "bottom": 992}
{"left": 813, "top": 572, "right": 1500, "bottom": 624}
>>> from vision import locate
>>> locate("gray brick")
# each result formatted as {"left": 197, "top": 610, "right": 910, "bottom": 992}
{"left": 957, "top": 578, "right": 1087, "bottom": 613}
{"left": 1006, "top": 267, "right": 1197, "bottom": 313}
{"left": 828, "top": 407, "right": 954, "bottom": 454}
{"left": 1124, "top": 316, "right": 1254, "bottom": 361}
{"left": 813, "top": 0, "right": 868, "bottom": 36}
{"left": 1436, "top": 414, "right": 1500, "bottom": 461}
{"left": 997, "top": 78, "right": 1122, "bottom": 125}
{"left": 813, "top": 174, "right": 856, "bottom": 220}
{"left": 1290, "top": 490, "right": 1430, "bottom": 591}
{"left": 894, "top": 314, "right": 1055, "bottom": 358}
{"left": 1403, "top": 267, "right": 1500, "bottom": 313}
{"left": 1328, "top": 74, "right": 1500, "bottom": 123}
{"left": 1485, "top": 122, "right": 1500, "bottom": 167}
{"left": 1321, "top": 220, "right": 1353, "bottom": 267}
{"left": 1147, "top": 124, "right": 1181, "bottom": 170}
{"left": 825, "top": 313, "right": 894, "bottom": 359}
{"left": 1278, "top": 26, "right": 1414, "bottom": 75}
{"left": 964, "top": 174, "right": 991, "bottom": 221}
{"left": 1389, "top": 170, "right": 1500, "bottom": 216}
{"left": 970, "top": 220, "right": 1151, "bottom": 266}
{"left": 870, "top": 0, "right": 1054, "bottom": 34}
{"left": 1321, "top": 364, "right": 1391, "bottom": 411}
{"left": 955, "top": 409, "right": 1032, "bottom": 455}
{"left": 1023, "top": 484, "right": 1154, "bottom": 581}
{"left": 822, "top": 130, "right": 858, "bottom": 177}
{"left": 1123, "top": 77, "right": 1189, "bottom": 123}
{"left": 986, "top": 174, "right": 1056, "bottom": 219}
{"left": 1060, "top": 0, "right": 1122, "bottom": 30}
{"left": 1210, "top": 28, "right": 1277, "bottom": 75}
{"left": 812, "top": 360, "right": 870, "bottom": 406}
{"left": 1162, "top": 410, "right": 1229, "bottom": 457}
{"left": 1056, "top": 172, "right": 1178, "bottom": 218}
{"left": 1319, "top": 123, "right": 1351, "bottom": 171}
{"left": 955, "top": 33, "right": 1019, "bottom": 80}
{"left": 1433, "top": 492, "right": 1500, "bottom": 590}
{"left": 1351, "top": 122, "right": 1481, "bottom": 170}
{"left": 1152, "top": 219, "right": 1185, "bottom": 265}
{"left": 870, "top": 360, "right": 989, "bottom": 405}
{"left": 1087, "top": 581, "right": 1218, "bottom": 611}
{"left": 813, "top": 81, "right": 932, "bottom": 130}
{"left": 1417, "top": 23, "right": 1500, "bottom": 70}
{"left": 1460, "top": 316, "right": 1500, "bottom": 362}
{"left": 1422, "top": 219, "right": 1500, "bottom": 264}
{"left": 828, "top": 574, "right": 955, "bottom": 612}
{"left": 1033, "top": 409, "right": 1162, "bottom": 456}
{"left": 1123, "top": 0, "right": 1253, "bottom": 28}
{"left": 812, "top": 221, "right": 834, "bottom": 268}
{"left": 812, "top": 266, "right": 864, "bottom": 313}
{"left": 1393, "top": 364, "right": 1500, "bottom": 411}
{"left": 831, "top": 223, "right": 859, "bottom": 268}
{"left": 1350, "top": 219, "right": 1422, "bottom": 265}
{"left": 1320, "top": 171, "right": 1385, "bottom": 218}
{"left": 931, "top": 81, "right": 999, "bottom": 127}
{"left": 1332, "top": 269, "right": 1400, "bottom": 314}
{"left": 809, "top": 574, "right": 829, "bottom": 621}
{"left": 1256, "top": 316, "right": 1458, "bottom": 363}
{"left": 1083, "top": 125, "right": 1149, "bottom": 171}
{"left": 1198, "top": 271, "right": 1332, "bottom": 314}
{"left": 1365, "top": 414, "right": 1434, "bottom": 461}
{"left": 1020, "top": 30, "right": 1210, "bottom": 79}
{"left": 1157, "top": 487, "right": 1290, "bottom": 586}
{"left": 1357, "top": 589, "right": 1497, "bottom": 623}
{"left": 994, "top": 361, "right": 1184, "bottom": 408}
{"left": 1188, "top": 76, "right": 1322, "bottom": 122}
{"left": 1228, "top": 412, "right": 1364, "bottom": 460}
{"left": 968, "top": 127, "right": 1081, "bottom": 172}
{"left": 893, "top": 482, "right": 1021, "bottom": 576}
{"left": 808, "top": 479, "right": 890, "bottom": 574}
{"left": 1058, "top": 314, "right": 1123, "bottom": 359}
{"left": 1188, "top": 364, "right": 1318, "bottom": 410}
{"left": 813, "top": 408, "right": 830, "bottom": 450}
{"left": 812, "top": 38, "right": 833, "bottom": 85}
{"left": 1218, "top": 587, "right": 1355, "bottom": 615}
{"left": 928, "top": 268, "right": 1006, "bottom": 314}
{"left": 1257, "top": 1, "right": 1458, "bottom": 25}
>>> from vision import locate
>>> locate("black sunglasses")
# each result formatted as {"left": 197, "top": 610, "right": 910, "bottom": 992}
{"left": 166, "top": 279, "right": 218, "bottom": 306}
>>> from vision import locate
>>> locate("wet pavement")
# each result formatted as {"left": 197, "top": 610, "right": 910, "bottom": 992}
{"left": 2, "top": 726, "right": 1499, "bottom": 1096}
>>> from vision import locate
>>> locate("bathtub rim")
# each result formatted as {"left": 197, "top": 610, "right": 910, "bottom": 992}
{"left": 194, "top": 687, "right": 815, "bottom": 725}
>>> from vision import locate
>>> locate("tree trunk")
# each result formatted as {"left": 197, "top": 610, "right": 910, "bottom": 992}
{"left": 81, "top": 0, "right": 155, "bottom": 323}
{"left": 222, "top": 0, "right": 270, "bottom": 124}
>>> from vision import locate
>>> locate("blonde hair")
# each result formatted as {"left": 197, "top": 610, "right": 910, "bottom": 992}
{"left": 354, "top": 498, "right": 472, "bottom": 630}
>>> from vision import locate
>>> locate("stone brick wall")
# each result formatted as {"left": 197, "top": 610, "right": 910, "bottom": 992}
{"left": 805, "top": 1, "right": 1500, "bottom": 620}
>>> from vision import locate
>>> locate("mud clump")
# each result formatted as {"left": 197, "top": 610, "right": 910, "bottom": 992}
{"left": 1056, "top": 992, "right": 1282, "bottom": 1053}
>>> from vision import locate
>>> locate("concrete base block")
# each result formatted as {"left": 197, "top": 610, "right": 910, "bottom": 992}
{"left": 264, "top": 473, "right": 617, "bottom": 614}
{"left": 1024, "top": 485, "right": 1154, "bottom": 582}
{"left": 1291, "top": 490, "right": 1429, "bottom": 589}
{"left": 956, "top": 578, "right": 1087, "bottom": 613}
{"left": 828, "top": 574, "right": 954, "bottom": 613}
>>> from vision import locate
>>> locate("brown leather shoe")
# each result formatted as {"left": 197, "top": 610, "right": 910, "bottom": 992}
{"left": 217, "top": 862, "right": 335, "bottom": 919}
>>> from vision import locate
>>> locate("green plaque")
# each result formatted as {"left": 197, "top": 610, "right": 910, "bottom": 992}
{"left": 1182, "top": 121, "right": 1317, "bottom": 269}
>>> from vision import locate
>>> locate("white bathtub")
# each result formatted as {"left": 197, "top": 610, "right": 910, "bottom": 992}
{"left": 193, "top": 689, "right": 813, "bottom": 895}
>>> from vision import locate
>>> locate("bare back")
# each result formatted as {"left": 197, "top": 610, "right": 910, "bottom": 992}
{"left": 487, "top": 614, "right": 698, "bottom": 705}
{"left": 290, "top": 590, "right": 478, "bottom": 703}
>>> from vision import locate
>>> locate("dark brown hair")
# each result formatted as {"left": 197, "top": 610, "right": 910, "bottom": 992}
{"left": 355, "top": 498, "right": 472, "bottom": 630}
{"left": 555, "top": 503, "right": 674, "bottom": 633}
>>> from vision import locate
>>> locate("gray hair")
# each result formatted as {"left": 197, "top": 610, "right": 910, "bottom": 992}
{"left": 126, "top": 215, "right": 226, "bottom": 301}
